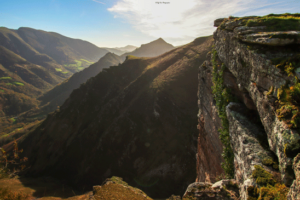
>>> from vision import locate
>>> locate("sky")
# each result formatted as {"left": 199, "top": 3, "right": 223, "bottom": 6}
{"left": 0, "top": 0, "right": 299, "bottom": 48}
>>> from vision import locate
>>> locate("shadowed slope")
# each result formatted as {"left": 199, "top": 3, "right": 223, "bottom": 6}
{"left": 19, "top": 36, "right": 213, "bottom": 198}
{"left": 38, "top": 52, "right": 123, "bottom": 113}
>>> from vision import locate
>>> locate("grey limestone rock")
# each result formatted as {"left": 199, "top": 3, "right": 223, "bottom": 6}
{"left": 287, "top": 154, "right": 300, "bottom": 200}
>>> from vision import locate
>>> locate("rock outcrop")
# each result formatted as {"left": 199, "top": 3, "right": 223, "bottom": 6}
{"left": 182, "top": 180, "right": 239, "bottom": 200}
{"left": 197, "top": 14, "right": 300, "bottom": 200}
{"left": 226, "top": 102, "right": 278, "bottom": 199}
{"left": 214, "top": 15, "right": 299, "bottom": 185}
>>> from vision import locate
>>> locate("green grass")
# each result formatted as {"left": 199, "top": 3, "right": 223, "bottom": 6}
{"left": 80, "top": 59, "right": 94, "bottom": 64}
{"left": 55, "top": 68, "right": 63, "bottom": 72}
{"left": 211, "top": 48, "right": 235, "bottom": 178}
{"left": 12, "top": 82, "right": 24, "bottom": 86}
{"left": 127, "top": 55, "right": 140, "bottom": 60}
{"left": 10, "top": 118, "right": 16, "bottom": 123}
{"left": 62, "top": 71, "right": 69, "bottom": 74}
{"left": 5, "top": 83, "right": 13, "bottom": 86}
{"left": 75, "top": 60, "right": 82, "bottom": 66}
{"left": 63, "top": 59, "right": 94, "bottom": 72}
{"left": 245, "top": 14, "right": 300, "bottom": 31}
{"left": 0, "top": 77, "right": 12, "bottom": 80}
{"left": 0, "top": 90, "right": 4, "bottom": 92}
{"left": 247, "top": 165, "right": 289, "bottom": 200}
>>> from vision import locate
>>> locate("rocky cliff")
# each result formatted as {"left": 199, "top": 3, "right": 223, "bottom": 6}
{"left": 195, "top": 14, "right": 300, "bottom": 200}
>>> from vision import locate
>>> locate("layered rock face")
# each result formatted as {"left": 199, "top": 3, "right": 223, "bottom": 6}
{"left": 287, "top": 154, "right": 300, "bottom": 200}
{"left": 196, "top": 54, "right": 224, "bottom": 182}
{"left": 197, "top": 14, "right": 300, "bottom": 199}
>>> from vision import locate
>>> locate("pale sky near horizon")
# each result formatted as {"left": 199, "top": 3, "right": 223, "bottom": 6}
{"left": 0, "top": 0, "right": 299, "bottom": 48}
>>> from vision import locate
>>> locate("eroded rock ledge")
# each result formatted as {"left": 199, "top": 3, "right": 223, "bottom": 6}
{"left": 196, "top": 14, "right": 300, "bottom": 200}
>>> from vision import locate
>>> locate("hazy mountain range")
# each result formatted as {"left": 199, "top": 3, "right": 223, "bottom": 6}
{"left": 0, "top": 26, "right": 176, "bottom": 138}
{"left": 104, "top": 45, "right": 137, "bottom": 55}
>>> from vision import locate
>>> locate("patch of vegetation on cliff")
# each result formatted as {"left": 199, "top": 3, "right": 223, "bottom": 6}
{"left": 272, "top": 54, "right": 300, "bottom": 77}
{"left": 275, "top": 80, "right": 300, "bottom": 129}
{"left": 0, "top": 187, "right": 30, "bottom": 200}
{"left": 265, "top": 54, "right": 300, "bottom": 161}
{"left": 245, "top": 13, "right": 300, "bottom": 31}
{"left": 211, "top": 48, "right": 235, "bottom": 178}
{"left": 247, "top": 165, "right": 289, "bottom": 200}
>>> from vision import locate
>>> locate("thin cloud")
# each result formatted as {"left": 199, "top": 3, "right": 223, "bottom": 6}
{"left": 93, "top": 0, "right": 105, "bottom": 5}
{"left": 108, "top": 0, "right": 300, "bottom": 45}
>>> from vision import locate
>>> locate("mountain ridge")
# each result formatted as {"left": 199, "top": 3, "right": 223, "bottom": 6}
{"left": 120, "top": 38, "right": 175, "bottom": 61}
{"left": 18, "top": 36, "right": 213, "bottom": 198}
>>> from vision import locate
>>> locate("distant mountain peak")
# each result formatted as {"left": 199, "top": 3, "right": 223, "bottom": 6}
{"left": 151, "top": 38, "right": 172, "bottom": 46}
{"left": 123, "top": 45, "right": 137, "bottom": 48}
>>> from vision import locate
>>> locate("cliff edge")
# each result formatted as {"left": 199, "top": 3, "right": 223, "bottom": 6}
{"left": 195, "top": 14, "right": 300, "bottom": 200}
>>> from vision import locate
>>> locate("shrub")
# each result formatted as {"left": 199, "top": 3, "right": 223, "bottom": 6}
{"left": 0, "top": 139, "right": 28, "bottom": 176}
{"left": 0, "top": 187, "right": 30, "bottom": 200}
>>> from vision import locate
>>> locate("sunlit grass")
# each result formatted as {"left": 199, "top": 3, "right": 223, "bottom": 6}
{"left": 10, "top": 118, "right": 16, "bottom": 123}
{"left": 245, "top": 13, "right": 300, "bottom": 31}
{"left": 63, "top": 59, "right": 94, "bottom": 72}
{"left": 55, "top": 68, "right": 63, "bottom": 72}
{"left": 0, "top": 77, "right": 12, "bottom": 80}
{"left": 80, "top": 58, "right": 93, "bottom": 64}
{"left": 12, "top": 82, "right": 24, "bottom": 86}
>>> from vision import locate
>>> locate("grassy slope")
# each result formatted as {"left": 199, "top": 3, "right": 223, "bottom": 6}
{"left": 0, "top": 46, "right": 54, "bottom": 91}
{"left": 17, "top": 27, "right": 108, "bottom": 64}
{"left": 0, "top": 26, "right": 109, "bottom": 137}
{"left": 19, "top": 36, "right": 213, "bottom": 198}
{"left": 0, "top": 27, "right": 69, "bottom": 82}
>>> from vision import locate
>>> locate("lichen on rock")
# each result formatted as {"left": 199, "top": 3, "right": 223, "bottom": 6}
{"left": 213, "top": 14, "right": 300, "bottom": 185}
{"left": 226, "top": 102, "right": 280, "bottom": 199}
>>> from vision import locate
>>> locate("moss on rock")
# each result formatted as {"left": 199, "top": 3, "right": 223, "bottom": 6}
{"left": 247, "top": 165, "right": 289, "bottom": 200}
{"left": 211, "top": 48, "right": 235, "bottom": 178}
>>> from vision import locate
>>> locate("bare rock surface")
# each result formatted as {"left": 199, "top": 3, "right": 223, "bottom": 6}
{"left": 226, "top": 102, "right": 278, "bottom": 199}
{"left": 287, "top": 154, "right": 300, "bottom": 200}
{"left": 182, "top": 181, "right": 239, "bottom": 200}
{"left": 197, "top": 57, "right": 224, "bottom": 183}
{"left": 237, "top": 31, "right": 300, "bottom": 46}
{"left": 214, "top": 23, "right": 299, "bottom": 185}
